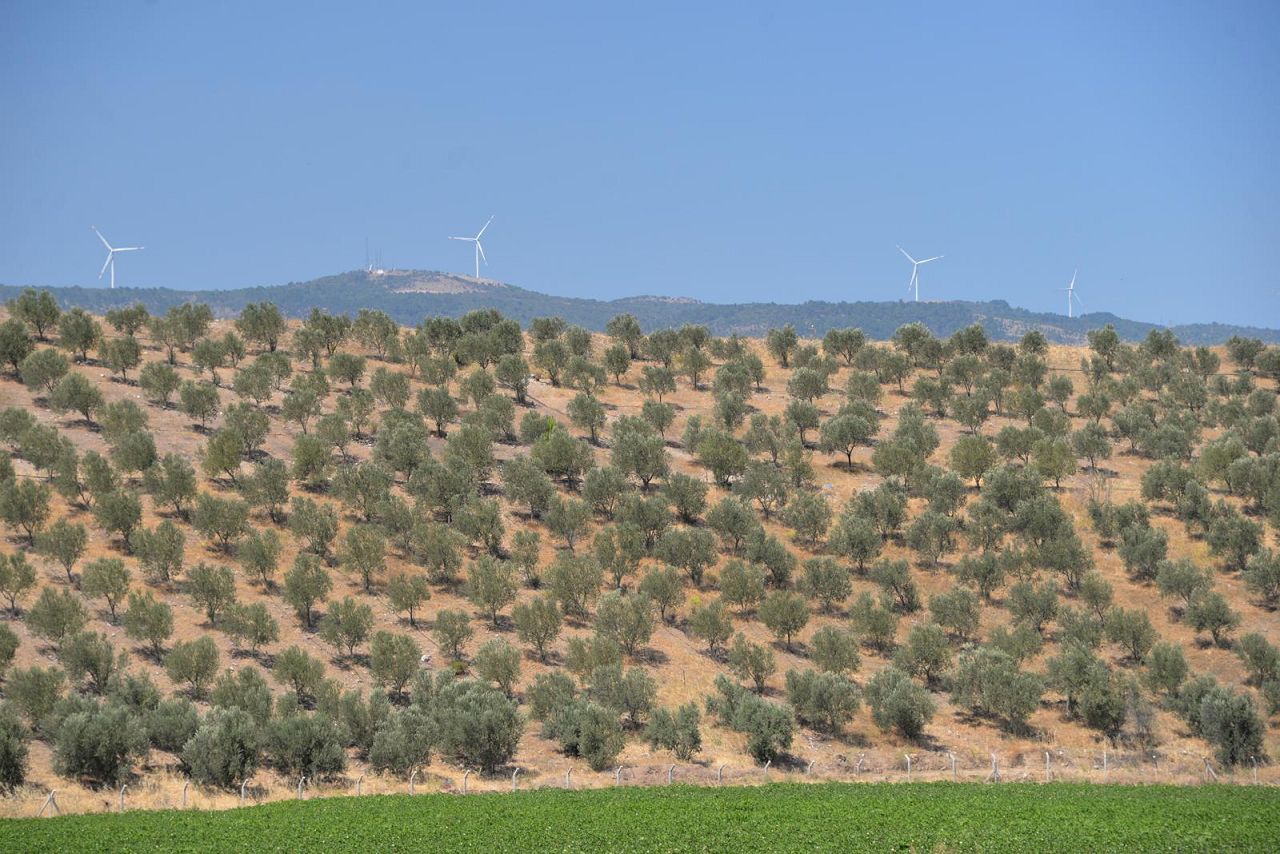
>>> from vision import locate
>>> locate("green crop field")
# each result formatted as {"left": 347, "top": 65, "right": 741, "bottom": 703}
{"left": 1, "top": 783, "right": 1277, "bottom": 852}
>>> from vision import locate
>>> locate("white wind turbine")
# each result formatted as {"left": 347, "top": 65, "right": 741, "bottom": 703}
{"left": 897, "top": 246, "right": 942, "bottom": 302}
{"left": 1061, "top": 270, "right": 1083, "bottom": 318}
{"left": 449, "top": 216, "right": 493, "bottom": 279}
{"left": 92, "top": 226, "right": 143, "bottom": 289}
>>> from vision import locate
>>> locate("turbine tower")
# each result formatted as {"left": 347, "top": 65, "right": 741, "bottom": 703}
{"left": 449, "top": 216, "right": 493, "bottom": 279}
{"left": 897, "top": 246, "right": 942, "bottom": 302}
{"left": 1061, "top": 270, "right": 1083, "bottom": 318}
{"left": 92, "top": 226, "right": 143, "bottom": 289}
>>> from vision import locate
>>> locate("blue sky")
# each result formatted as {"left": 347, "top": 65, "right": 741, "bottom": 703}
{"left": 1, "top": 1, "right": 1277, "bottom": 327}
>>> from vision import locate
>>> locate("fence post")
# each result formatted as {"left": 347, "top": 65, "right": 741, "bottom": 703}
{"left": 806, "top": 760, "right": 815, "bottom": 776}
{"left": 565, "top": 769, "right": 572, "bottom": 789}
{"left": 856, "top": 754, "right": 865, "bottom": 776}
{"left": 717, "top": 764, "right": 725, "bottom": 785}
{"left": 240, "top": 779, "right": 249, "bottom": 806}
{"left": 1251, "top": 756, "right": 1258, "bottom": 785}
{"left": 615, "top": 766, "right": 623, "bottom": 786}
{"left": 989, "top": 753, "right": 1000, "bottom": 783}
{"left": 463, "top": 770, "right": 471, "bottom": 794}
{"left": 512, "top": 769, "right": 520, "bottom": 792}
{"left": 904, "top": 755, "right": 912, "bottom": 782}
{"left": 949, "top": 753, "right": 957, "bottom": 782}
{"left": 118, "top": 784, "right": 127, "bottom": 813}
{"left": 762, "top": 759, "right": 771, "bottom": 780}
{"left": 1044, "top": 751, "right": 1051, "bottom": 782}
{"left": 1102, "top": 751, "right": 1108, "bottom": 783}
{"left": 297, "top": 776, "right": 307, "bottom": 800}
{"left": 182, "top": 781, "right": 189, "bottom": 809}
{"left": 38, "top": 791, "right": 59, "bottom": 817}
{"left": 356, "top": 774, "right": 364, "bottom": 796}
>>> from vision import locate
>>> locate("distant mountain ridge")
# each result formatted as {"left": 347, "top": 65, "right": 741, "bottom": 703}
{"left": 3, "top": 269, "right": 1277, "bottom": 345}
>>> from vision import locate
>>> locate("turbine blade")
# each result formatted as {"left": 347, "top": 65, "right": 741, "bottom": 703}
{"left": 98, "top": 252, "right": 113, "bottom": 279}
{"left": 115, "top": 246, "right": 142, "bottom": 252}
{"left": 448, "top": 236, "right": 472, "bottom": 242}
{"left": 92, "top": 226, "right": 112, "bottom": 250}
{"left": 918, "top": 255, "right": 943, "bottom": 264}
{"left": 476, "top": 241, "right": 487, "bottom": 264}
{"left": 897, "top": 246, "right": 916, "bottom": 263}
{"left": 476, "top": 215, "right": 494, "bottom": 239}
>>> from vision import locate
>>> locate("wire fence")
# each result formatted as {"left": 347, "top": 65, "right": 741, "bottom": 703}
{"left": 11, "top": 746, "right": 1276, "bottom": 818}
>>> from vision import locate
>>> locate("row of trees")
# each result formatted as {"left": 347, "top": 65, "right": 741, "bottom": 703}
{"left": 1, "top": 288, "right": 1275, "bottom": 793}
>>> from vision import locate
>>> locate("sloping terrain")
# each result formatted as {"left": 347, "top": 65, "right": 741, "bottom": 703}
{"left": 0, "top": 293, "right": 1277, "bottom": 816}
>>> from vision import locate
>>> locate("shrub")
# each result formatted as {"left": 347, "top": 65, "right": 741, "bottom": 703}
{"left": 432, "top": 609, "right": 473, "bottom": 660}
{"left": 1146, "top": 642, "right": 1188, "bottom": 696}
{"left": 594, "top": 591, "right": 655, "bottom": 656}
{"left": 431, "top": 678, "right": 524, "bottom": 773}
{"left": 728, "top": 633, "right": 776, "bottom": 694}
{"left": 145, "top": 699, "right": 199, "bottom": 753}
{"left": 386, "top": 572, "right": 431, "bottom": 627}
{"left": 473, "top": 639, "right": 522, "bottom": 697}
{"left": 52, "top": 701, "right": 148, "bottom": 787}
{"left": 319, "top": 596, "right": 374, "bottom": 659}
{"left": 0, "top": 706, "right": 30, "bottom": 791}
{"left": 368, "top": 705, "right": 435, "bottom": 775}
{"left": 165, "top": 637, "right": 219, "bottom": 698}
{"left": 546, "top": 699, "right": 625, "bottom": 771}
{"left": 759, "top": 590, "right": 810, "bottom": 650}
{"left": 466, "top": 556, "right": 518, "bottom": 626}
{"left": 370, "top": 631, "right": 421, "bottom": 700}
{"left": 0, "top": 552, "right": 37, "bottom": 614}
{"left": 6, "top": 666, "right": 65, "bottom": 731}
{"left": 273, "top": 646, "right": 326, "bottom": 704}
{"left": 865, "top": 666, "right": 935, "bottom": 739}
{"left": 284, "top": 554, "right": 332, "bottom": 628}
{"left": 1186, "top": 591, "right": 1240, "bottom": 646}
{"left": 187, "top": 562, "right": 237, "bottom": 626}
{"left": 784, "top": 669, "right": 861, "bottom": 733}
{"left": 59, "top": 631, "right": 124, "bottom": 695}
{"left": 705, "top": 675, "right": 794, "bottom": 764}
{"left": 265, "top": 713, "right": 347, "bottom": 779}
{"left": 949, "top": 647, "right": 1043, "bottom": 731}
{"left": 528, "top": 672, "right": 578, "bottom": 725}
{"left": 223, "top": 602, "right": 279, "bottom": 655}
{"left": 644, "top": 703, "right": 702, "bottom": 761}
{"left": 1199, "top": 687, "right": 1266, "bottom": 767}
{"left": 810, "top": 626, "right": 860, "bottom": 676}
{"left": 894, "top": 623, "right": 953, "bottom": 687}
{"left": 209, "top": 667, "right": 274, "bottom": 726}
{"left": 27, "top": 587, "right": 88, "bottom": 649}
{"left": 1104, "top": 608, "right": 1158, "bottom": 664}
{"left": 182, "top": 708, "right": 261, "bottom": 789}
{"left": 589, "top": 664, "right": 656, "bottom": 726}
{"left": 513, "top": 596, "right": 563, "bottom": 662}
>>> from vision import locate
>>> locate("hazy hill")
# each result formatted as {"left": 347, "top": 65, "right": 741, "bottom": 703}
{"left": 3, "top": 269, "right": 1278, "bottom": 345}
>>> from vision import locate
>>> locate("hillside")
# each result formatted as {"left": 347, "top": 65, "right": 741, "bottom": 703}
{"left": 3, "top": 271, "right": 1278, "bottom": 345}
{"left": 0, "top": 291, "right": 1277, "bottom": 816}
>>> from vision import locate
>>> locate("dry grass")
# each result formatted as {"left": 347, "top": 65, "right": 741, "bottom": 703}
{"left": 0, "top": 310, "right": 1276, "bottom": 816}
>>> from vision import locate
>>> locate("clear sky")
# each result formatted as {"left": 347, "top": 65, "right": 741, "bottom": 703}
{"left": 2, "top": 1, "right": 1278, "bottom": 327}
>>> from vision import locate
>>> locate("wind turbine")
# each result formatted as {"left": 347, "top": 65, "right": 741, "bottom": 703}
{"left": 1061, "top": 270, "right": 1083, "bottom": 318}
{"left": 92, "top": 226, "right": 143, "bottom": 289}
{"left": 449, "top": 216, "right": 493, "bottom": 279}
{"left": 897, "top": 246, "right": 942, "bottom": 302}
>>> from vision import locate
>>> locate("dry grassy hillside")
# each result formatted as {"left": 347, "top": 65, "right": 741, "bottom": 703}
{"left": 0, "top": 297, "right": 1277, "bottom": 815}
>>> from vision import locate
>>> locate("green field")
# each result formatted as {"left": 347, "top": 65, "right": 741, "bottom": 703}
{"left": 1, "top": 783, "right": 1277, "bottom": 852}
